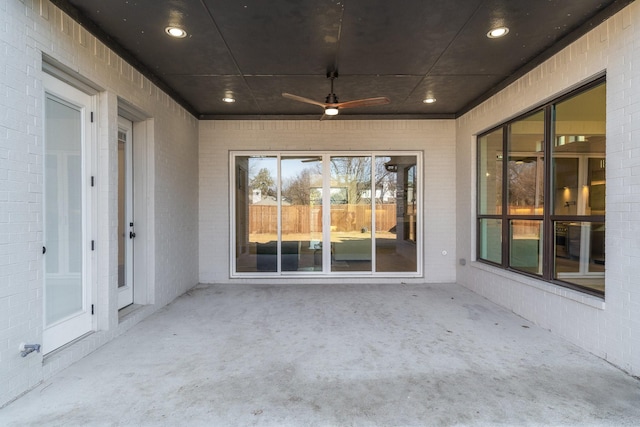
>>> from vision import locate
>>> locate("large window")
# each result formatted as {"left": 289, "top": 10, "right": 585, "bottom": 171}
{"left": 477, "top": 79, "right": 606, "bottom": 296}
{"left": 232, "top": 152, "right": 421, "bottom": 276}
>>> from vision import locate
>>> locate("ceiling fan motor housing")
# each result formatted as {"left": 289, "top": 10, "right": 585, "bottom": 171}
{"left": 326, "top": 70, "right": 339, "bottom": 104}
{"left": 326, "top": 93, "right": 339, "bottom": 104}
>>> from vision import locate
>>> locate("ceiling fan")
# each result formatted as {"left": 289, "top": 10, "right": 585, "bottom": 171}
{"left": 282, "top": 71, "right": 390, "bottom": 117}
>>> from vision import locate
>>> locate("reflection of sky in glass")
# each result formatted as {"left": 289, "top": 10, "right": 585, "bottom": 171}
{"left": 248, "top": 156, "right": 322, "bottom": 180}
{"left": 248, "top": 156, "right": 277, "bottom": 179}
{"left": 281, "top": 157, "right": 322, "bottom": 180}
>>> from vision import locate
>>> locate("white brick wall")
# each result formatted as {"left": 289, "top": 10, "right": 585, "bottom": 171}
{"left": 0, "top": 0, "right": 199, "bottom": 406}
{"left": 456, "top": 2, "right": 640, "bottom": 376}
{"left": 199, "top": 119, "right": 457, "bottom": 284}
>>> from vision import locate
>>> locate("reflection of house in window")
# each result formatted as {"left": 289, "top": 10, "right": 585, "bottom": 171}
{"left": 308, "top": 187, "right": 349, "bottom": 205}
{"left": 331, "top": 188, "right": 348, "bottom": 204}
{"left": 252, "top": 190, "right": 288, "bottom": 206}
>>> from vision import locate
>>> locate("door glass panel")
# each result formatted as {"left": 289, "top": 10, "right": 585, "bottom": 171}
{"left": 330, "top": 156, "right": 372, "bottom": 272}
{"left": 235, "top": 156, "right": 278, "bottom": 272}
{"left": 375, "top": 156, "right": 417, "bottom": 272}
{"left": 45, "top": 96, "right": 83, "bottom": 325}
{"left": 281, "top": 156, "right": 323, "bottom": 271}
{"left": 117, "top": 118, "right": 134, "bottom": 310}
{"left": 118, "top": 130, "right": 127, "bottom": 288}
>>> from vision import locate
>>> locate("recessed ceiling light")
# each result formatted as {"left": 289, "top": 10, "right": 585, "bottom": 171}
{"left": 423, "top": 97, "right": 436, "bottom": 104}
{"left": 487, "top": 27, "right": 509, "bottom": 39}
{"left": 165, "top": 26, "right": 187, "bottom": 38}
{"left": 222, "top": 97, "right": 236, "bottom": 103}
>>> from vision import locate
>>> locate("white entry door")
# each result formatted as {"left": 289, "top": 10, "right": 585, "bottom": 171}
{"left": 117, "top": 117, "right": 134, "bottom": 309}
{"left": 43, "top": 74, "right": 94, "bottom": 353}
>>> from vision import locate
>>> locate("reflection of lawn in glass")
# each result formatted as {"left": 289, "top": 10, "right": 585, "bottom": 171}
{"left": 248, "top": 231, "right": 405, "bottom": 251}
{"left": 250, "top": 231, "right": 376, "bottom": 244}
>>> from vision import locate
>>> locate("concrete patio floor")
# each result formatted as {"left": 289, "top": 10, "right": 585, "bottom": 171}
{"left": 1, "top": 283, "right": 639, "bottom": 426}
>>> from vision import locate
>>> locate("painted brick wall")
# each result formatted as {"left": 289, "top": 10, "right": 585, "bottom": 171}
{"left": 0, "top": 0, "right": 199, "bottom": 406}
{"left": 456, "top": 2, "right": 640, "bottom": 376}
{"left": 199, "top": 120, "right": 457, "bottom": 284}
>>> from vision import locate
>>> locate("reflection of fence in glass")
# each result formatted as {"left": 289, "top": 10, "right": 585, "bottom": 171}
{"left": 511, "top": 219, "right": 541, "bottom": 239}
{"left": 249, "top": 204, "right": 399, "bottom": 235}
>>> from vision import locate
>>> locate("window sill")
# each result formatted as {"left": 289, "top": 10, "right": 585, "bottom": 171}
{"left": 470, "top": 261, "right": 605, "bottom": 310}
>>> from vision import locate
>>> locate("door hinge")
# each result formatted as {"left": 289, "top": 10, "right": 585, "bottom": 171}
{"left": 90, "top": 112, "right": 94, "bottom": 123}
{"left": 91, "top": 176, "right": 95, "bottom": 187}
{"left": 91, "top": 304, "right": 94, "bottom": 315}
{"left": 91, "top": 240, "right": 95, "bottom": 251}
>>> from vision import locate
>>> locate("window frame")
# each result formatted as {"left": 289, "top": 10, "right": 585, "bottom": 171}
{"left": 476, "top": 77, "right": 606, "bottom": 297}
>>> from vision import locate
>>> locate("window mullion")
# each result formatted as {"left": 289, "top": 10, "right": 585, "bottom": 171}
{"left": 501, "top": 126, "right": 509, "bottom": 268}
{"left": 277, "top": 154, "right": 282, "bottom": 273}
{"left": 322, "top": 155, "right": 331, "bottom": 273}
{"left": 542, "top": 105, "right": 554, "bottom": 281}
{"left": 371, "top": 155, "right": 377, "bottom": 273}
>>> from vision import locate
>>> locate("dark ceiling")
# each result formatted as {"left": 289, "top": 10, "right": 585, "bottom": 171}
{"left": 51, "top": 0, "right": 633, "bottom": 120}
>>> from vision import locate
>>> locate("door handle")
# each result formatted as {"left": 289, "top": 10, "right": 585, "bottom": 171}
{"left": 129, "top": 231, "right": 136, "bottom": 239}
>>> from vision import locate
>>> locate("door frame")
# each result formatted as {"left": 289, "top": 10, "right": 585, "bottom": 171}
{"left": 117, "top": 99, "right": 155, "bottom": 309}
{"left": 42, "top": 73, "right": 96, "bottom": 354}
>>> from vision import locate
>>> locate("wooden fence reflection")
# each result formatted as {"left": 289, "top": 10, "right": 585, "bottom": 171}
{"left": 249, "top": 204, "right": 401, "bottom": 234}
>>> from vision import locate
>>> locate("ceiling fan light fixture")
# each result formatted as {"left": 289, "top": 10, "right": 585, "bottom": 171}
{"left": 165, "top": 26, "right": 187, "bottom": 38}
{"left": 487, "top": 27, "right": 509, "bottom": 38}
{"left": 282, "top": 71, "right": 389, "bottom": 118}
{"left": 324, "top": 106, "right": 339, "bottom": 116}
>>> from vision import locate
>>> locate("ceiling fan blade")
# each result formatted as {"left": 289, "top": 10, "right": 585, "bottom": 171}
{"left": 282, "top": 93, "right": 327, "bottom": 108}
{"left": 336, "top": 97, "right": 391, "bottom": 109}
{"left": 319, "top": 112, "right": 337, "bottom": 121}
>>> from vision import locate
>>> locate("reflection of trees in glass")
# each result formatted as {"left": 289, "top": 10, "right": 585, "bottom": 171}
{"left": 282, "top": 168, "right": 313, "bottom": 205}
{"left": 330, "top": 157, "right": 368, "bottom": 204}
{"left": 280, "top": 157, "right": 396, "bottom": 205}
{"left": 250, "top": 168, "right": 276, "bottom": 198}
{"left": 508, "top": 159, "right": 541, "bottom": 208}
{"left": 330, "top": 157, "right": 394, "bottom": 204}
{"left": 375, "top": 158, "right": 397, "bottom": 203}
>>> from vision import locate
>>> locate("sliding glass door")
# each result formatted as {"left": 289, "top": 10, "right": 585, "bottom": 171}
{"left": 232, "top": 152, "right": 420, "bottom": 276}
